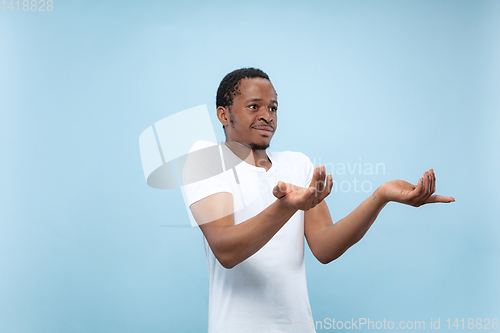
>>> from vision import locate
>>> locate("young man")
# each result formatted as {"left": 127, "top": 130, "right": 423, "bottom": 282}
{"left": 182, "top": 68, "right": 455, "bottom": 333}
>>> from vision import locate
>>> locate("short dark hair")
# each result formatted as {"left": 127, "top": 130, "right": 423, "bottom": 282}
{"left": 216, "top": 68, "right": 271, "bottom": 131}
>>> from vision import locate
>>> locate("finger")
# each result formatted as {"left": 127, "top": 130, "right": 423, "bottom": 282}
{"left": 428, "top": 170, "right": 433, "bottom": 195}
{"left": 431, "top": 169, "right": 436, "bottom": 194}
{"left": 320, "top": 166, "right": 326, "bottom": 190}
{"left": 420, "top": 171, "right": 431, "bottom": 202}
{"left": 425, "top": 171, "right": 431, "bottom": 194}
{"left": 315, "top": 166, "right": 327, "bottom": 196}
{"left": 318, "top": 174, "right": 333, "bottom": 202}
{"left": 273, "top": 181, "right": 287, "bottom": 199}
{"left": 418, "top": 171, "right": 430, "bottom": 202}
{"left": 304, "top": 187, "right": 317, "bottom": 209}
{"left": 309, "top": 174, "right": 333, "bottom": 209}
{"left": 314, "top": 168, "right": 325, "bottom": 193}
{"left": 309, "top": 166, "right": 321, "bottom": 188}
{"left": 427, "top": 169, "right": 434, "bottom": 198}
{"left": 410, "top": 173, "right": 428, "bottom": 205}
{"left": 419, "top": 171, "right": 435, "bottom": 205}
{"left": 425, "top": 195, "right": 456, "bottom": 203}
{"left": 307, "top": 186, "right": 317, "bottom": 196}
{"left": 408, "top": 176, "right": 424, "bottom": 199}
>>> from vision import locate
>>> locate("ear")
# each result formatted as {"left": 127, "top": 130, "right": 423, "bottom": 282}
{"left": 217, "top": 106, "right": 229, "bottom": 127}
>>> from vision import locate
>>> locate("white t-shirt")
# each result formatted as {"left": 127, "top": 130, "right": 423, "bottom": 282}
{"left": 182, "top": 141, "right": 316, "bottom": 333}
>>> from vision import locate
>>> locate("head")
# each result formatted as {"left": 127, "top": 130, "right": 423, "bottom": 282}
{"left": 216, "top": 68, "right": 278, "bottom": 150}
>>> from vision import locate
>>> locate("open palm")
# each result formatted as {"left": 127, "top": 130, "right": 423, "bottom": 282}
{"left": 380, "top": 169, "right": 455, "bottom": 207}
{"left": 273, "top": 166, "right": 333, "bottom": 211}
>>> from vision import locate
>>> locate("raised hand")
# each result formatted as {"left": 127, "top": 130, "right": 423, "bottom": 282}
{"left": 272, "top": 166, "right": 333, "bottom": 211}
{"left": 378, "top": 168, "right": 455, "bottom": 207}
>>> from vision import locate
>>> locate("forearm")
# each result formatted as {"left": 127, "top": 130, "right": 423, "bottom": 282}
{"left": 318, "top": 187, "right": 388, "bottom": 263}
{"left": 210, "top": 200, "right": 298, "bottom": 268}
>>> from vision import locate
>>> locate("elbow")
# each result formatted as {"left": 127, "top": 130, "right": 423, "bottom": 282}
{"left": 319, "top": 258, "right": 331, "bottom": 265}
{"left": 209, "top": 239, "right": 246, "bottom": 269}
{"left": 316, "top": 249, "right": 347, "bottom": 265}
{"left": 318, "top": 255, "right": 336, "bottom": 265}
{"left": 219, "top": 259, "right": 237, "bottom": 269}
{"left": 315, "top": 252, "right": 333, "bottom": 264}
{"left": 222, "top": 263, "right": 237, "bottom": 269}
{"left": 208, "top": 239, "right": 241, "bottom": 269}
{"left": 215, "top": 251, "right": 239, "bottom": 269}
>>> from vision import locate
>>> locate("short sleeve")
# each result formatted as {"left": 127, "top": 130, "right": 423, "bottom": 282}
{"left": 182, "top": 171, "right": 233, "bottom": 208}
{"left": 179, "top": 141, "right": 233, "bottom": 208}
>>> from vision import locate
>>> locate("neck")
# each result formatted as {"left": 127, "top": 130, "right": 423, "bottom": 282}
{"left": 224, "top": 140, "right": 272, "bottom": 171}
{"left": 252, "top": 149, "right": 271, "bottom": 169}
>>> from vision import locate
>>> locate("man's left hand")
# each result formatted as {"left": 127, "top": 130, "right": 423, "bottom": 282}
{"left": 377, "top": 168, "right": 455, "bottom": 207}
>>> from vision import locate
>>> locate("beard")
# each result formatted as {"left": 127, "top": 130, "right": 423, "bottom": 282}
{"left": 249, "top": 142, "right": 270, "bottom": 150}
{"left": 227, "top": 114, "right": 271, "bottom": 151}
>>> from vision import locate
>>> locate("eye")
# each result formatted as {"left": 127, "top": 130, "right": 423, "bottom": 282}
{"left": 270, "top": 106, "right": 278, "bottom": 112}
{"left": 249, "top": 104, "right": 258, "bottom": 110}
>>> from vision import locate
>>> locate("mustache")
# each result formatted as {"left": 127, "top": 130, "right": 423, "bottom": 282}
{"left": 252, "top": 123, "right": 275, "bottom": 131}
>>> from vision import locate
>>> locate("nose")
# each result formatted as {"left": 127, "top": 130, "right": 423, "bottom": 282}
{"left": 258, "top": 107, "right": 275, "bottom": 123}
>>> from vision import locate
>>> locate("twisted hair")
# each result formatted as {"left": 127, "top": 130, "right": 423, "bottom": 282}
{"left": 216, "top": 68, "right": 271, "bottom": 131}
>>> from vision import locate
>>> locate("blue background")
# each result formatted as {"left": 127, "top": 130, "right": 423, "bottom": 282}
{"left": 1, "top": 0, "right": 499, "bottom": 332}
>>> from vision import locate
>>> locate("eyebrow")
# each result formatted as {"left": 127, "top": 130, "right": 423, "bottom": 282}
{"left": 245, "top": 98, "right": 279, "bottom": 105}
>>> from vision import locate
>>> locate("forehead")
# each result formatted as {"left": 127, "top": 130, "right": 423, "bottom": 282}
{"left": 235, "top": 77, "right": 277, "bottom": 101}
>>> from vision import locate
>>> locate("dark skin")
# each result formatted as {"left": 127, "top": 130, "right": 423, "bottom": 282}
{"left": 190, "top": 77, "right": 455, "bottom": 268}
{"left": 217, "top": 77, "right": 278, "bottom": 171}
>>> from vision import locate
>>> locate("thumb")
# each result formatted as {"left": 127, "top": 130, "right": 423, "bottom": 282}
{"left": 410, "top": 177, "right": 424, "bottom": 197}
{"left": 273, "top": 181, "right": 287, "bottom": 199}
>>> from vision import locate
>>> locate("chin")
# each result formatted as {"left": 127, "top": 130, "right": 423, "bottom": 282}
{"left": 249, "top": 142, "right": 270, "bottom": 151}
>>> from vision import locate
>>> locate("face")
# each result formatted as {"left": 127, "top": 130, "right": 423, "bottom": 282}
{"left": 219, "top": 77, "right": 278, "bottom": 150}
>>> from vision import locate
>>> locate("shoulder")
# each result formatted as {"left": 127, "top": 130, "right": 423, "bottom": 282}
{"left": 189, "top": 139, "right": 218, "bottom": 153}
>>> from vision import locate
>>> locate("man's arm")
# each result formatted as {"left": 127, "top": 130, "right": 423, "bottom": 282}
{"left": 190, "top": 167, "right": 333, "bottom": 269}
{"left": 191, "top": 193, "right": 298, "bottom": 269}
{"left": 305, "top": 168, "right": 455, "bottom": 264}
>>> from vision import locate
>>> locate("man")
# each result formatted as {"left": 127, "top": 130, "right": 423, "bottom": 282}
{"left": 182, "top": 68, "right": 454, "bottom": 333}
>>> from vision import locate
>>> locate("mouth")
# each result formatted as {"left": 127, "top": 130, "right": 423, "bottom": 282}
{"left": 252, "top": 125, "right": 274, "bottom": 137}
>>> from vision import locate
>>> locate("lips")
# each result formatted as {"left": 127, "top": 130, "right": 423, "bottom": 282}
{"left": 252, "top": 125, "right": 274, "bottom": 136}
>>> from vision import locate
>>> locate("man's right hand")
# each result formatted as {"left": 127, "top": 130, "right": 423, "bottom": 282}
{"left": 273, "top": 166, "right": 333, "bottom": 211}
